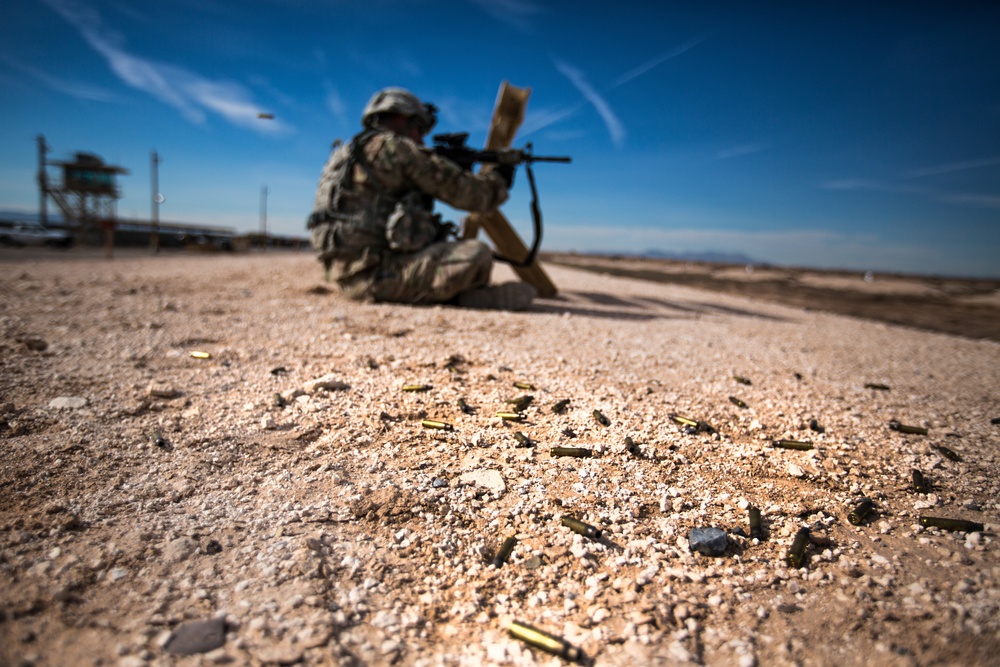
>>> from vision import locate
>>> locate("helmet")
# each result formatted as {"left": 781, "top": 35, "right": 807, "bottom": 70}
{"left": 361, "top": 87, "right": 437, "bottom": 132}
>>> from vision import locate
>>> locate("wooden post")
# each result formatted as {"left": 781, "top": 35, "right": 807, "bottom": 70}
{"left": 463, "top": 82, "right": 558, "bottom": 297}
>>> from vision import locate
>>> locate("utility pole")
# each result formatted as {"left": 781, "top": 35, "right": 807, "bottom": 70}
{"left": 151, "top": 150, "right": 160, "bottom": 253}
{"left": 37, "top": 135, "right": 49, "bottom": 226}
{"left": 259, "top": 185, "right": 268, "bottom": 252}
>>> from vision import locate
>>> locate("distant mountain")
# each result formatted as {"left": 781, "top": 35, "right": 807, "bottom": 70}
{"left": 584, "top": 248, "right": 761, "bottom": 265}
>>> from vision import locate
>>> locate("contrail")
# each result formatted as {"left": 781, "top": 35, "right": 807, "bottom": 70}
{"left": 554, "top": 60, "right": 625, "bottom": 147}
{"left": 611, "top": 33, "right": 709, "bottom": 89}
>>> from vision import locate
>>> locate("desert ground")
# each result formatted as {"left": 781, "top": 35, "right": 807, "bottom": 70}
{"left": 1, "top": 247, "right": 998, "bottom": 667}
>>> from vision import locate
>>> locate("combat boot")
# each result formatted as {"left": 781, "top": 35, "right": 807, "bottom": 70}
{"left": 456, "top": 282, "right": 536, "bottom": 311}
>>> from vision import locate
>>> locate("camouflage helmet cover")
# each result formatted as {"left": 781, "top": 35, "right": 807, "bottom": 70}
{"left": 362, "top": 87, "right": 437, "bottom": 132}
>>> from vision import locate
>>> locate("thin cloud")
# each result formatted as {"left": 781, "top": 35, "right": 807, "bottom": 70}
{"left": 822, "top": 177, "right": 1000, "bottom": 209}
{"left": 554, "top": 60, "right": 625, "bottom": 147}
{"left": 468, "top": 0, "right": 542, "bottom": 32}
{"left": 1, "top": 55, "right": 118, "bottom": 102}
{"left": 905, "top": 155, "right": 1000, "bottom": 178}
{"left": 41, "top": 0, "right": 290, "bottom": 134}
{"left": 712, "top": 143, "right": 769, "bottom": 161}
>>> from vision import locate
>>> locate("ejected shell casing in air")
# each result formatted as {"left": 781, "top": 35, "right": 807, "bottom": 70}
{"left": 729, "top": 396, "right": 748, "bottom": 408}
{"left": 919, "top": 516, "right": 984, "bottom": 533}
{"left": 402, "top": 384, "right": 432, "bottom": 392}
{"left": 848, "top": 498, "right": 874, "bottom": 525}
{"left": 889, "top": 419, "right": 928, "bottom": 436}
{"left": 492, "top": 536, "right": 517, "bottom": 568}
{"left": 561, "top": 516, "right": 602, "bottom": 540}
{"left": 508, "top": 620, "right": 584, "bottom": 663}
{"left": 421, "top": 419, "right": 453, "bottom": 431}
{"left": 749, "top": 506, "right": 762, "bottom": 540}
{"left": 787, "top": 527, "right": 810, "bottom": 568}
{"left": 550, "top": 447, "right": 592, "bottom": 458}
{"left": 911, "top": 469, "right": 929, "bottom": 493}
{"left": 772, "top": 439, "right": 814, "bottom": 451}
{"left": 513, "top": 381, "right": 536, "bottom": 391}
{"left": 593, "top": 410, "right": 610, "bottom": 426}
{"left": 551, "top": 399, "right": 570, "bottom": 414}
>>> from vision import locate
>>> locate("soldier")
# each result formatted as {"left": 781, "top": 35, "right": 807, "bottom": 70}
{"left": 308, "top": 87, "right": 536, "bottom": 310}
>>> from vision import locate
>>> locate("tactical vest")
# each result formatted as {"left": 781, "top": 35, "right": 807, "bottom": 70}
{"left": 308, "top": 130, "right": 442, "bottom": 269}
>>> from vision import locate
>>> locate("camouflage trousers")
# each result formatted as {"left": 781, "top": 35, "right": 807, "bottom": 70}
{"left": 339, "top": 240, "right": 492, "bottom": 305}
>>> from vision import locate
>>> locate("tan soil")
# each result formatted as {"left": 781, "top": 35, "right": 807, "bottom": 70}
{"left": 1, "top": 248, "right": 998, "bottom": 667}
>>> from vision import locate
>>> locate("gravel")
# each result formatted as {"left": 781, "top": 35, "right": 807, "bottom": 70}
{"left": 1, "top": 250, "right": 998, "bottom": 666}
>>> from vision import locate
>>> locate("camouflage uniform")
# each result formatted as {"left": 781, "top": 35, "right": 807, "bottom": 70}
{"left": 309, "top": 130, "right": 509, "bottom": 304}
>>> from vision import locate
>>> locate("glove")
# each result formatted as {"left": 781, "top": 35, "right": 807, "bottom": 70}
{"left": 493, "top": 163, "right": 515, "bottom": 189}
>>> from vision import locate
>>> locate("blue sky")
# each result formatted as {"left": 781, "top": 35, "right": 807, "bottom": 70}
{"left": 1, "top": 1, "right": 998, "bottom": 277}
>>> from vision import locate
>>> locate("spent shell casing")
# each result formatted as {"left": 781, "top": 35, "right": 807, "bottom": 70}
{"left": 550, "top": 447, "right": 592, "bottom": 458}
{"left": 749, "top": 506, "right": 762, "bottom": 540}
{"left": 809, "top": 418, "right": 825, "bottom": 433}
{"left": 919, "top": 516, "right": 984, "bottom": 532}
{"left": 992, "top": 417, "right": 1000, "bottom": 425}
{"left": 421, "top": 419, "right": 453, "bottom": 430}
{"left": 507, "top": 395, "right": 534, "bottom": 412}
{"left": 625, "top": 436, "right": 641, "bottom": 456}
{"left": 151, "top": 431, "right": 166, "bottom": 448}
{"left": 458, "top": 398, "right": 475, "bottom": 415}
{"left": 889, "top": 419, "right": 928, "bottom": 435}
{"left": 190, "top": 351, "right": 211, "bottom": 359}
{"left": 493, "top": 536, "right": 517, "bottom": 567}
{"left": 772, "top": 439, "right": 814, "bottom": 451}
{"left": 671, "top": 415, "right": 699, "bottom": 428}
{"left": 729, "top": 396, "right": 748, "bottom": 408}
{"left": 561, "top": 516, "right": 602, "bottom": 540}
{"left": 496, "top": 412, "right": 523, "bottom": 421}
{"left": 734, "top": 375, "right": 752, "bottom": 385}
{"left": 865, "top": 383, "right": 891, "bottom": 391}
{"left": 513, "top": 381, "right": 536, "bottom": 390}
{"left": 787, "top": 527, "right": 810, "bottom": 568}
{"left": 508, "top": 620, "right": 583, "bottom": 663}
{"left": 933, "top": 444, "right": 962, "bottom": 462}
{"left": 513, "top": 431, "right": 533, "bottom": 447}
{"left": 272, "top": 392, "right": 287, "bottom": 408}
{"left": 552, "top": 399, "right": 570, "bottom": 414}
{"left": 848, "top": 498, "right": 874, "bottom": 525}
{"left": 402, "top": 384, "right": 432, "bottom": 392}
{"left": 593, "top": 410, "right": 610, "bottom": 426}
{"left": 911, "top": 469, "right": 929, "bottom": 493}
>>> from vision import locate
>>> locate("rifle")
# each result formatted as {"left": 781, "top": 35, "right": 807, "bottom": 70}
{"left": 431, "top": 132, "right": 571, "bottom": 267}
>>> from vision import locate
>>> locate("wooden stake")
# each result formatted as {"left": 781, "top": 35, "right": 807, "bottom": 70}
{"left": 463, "top": 82, "right": 558, "bottom": 297}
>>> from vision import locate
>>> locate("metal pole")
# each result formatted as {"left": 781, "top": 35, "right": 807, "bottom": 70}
{"left": 259, "top": 185, "right": 268, "bottom": 252}
{"left": 151, "top": 150, "right": 160, "bottom": 254}
{"left": 37, "top": 135, "right": 49, "bottom": 226}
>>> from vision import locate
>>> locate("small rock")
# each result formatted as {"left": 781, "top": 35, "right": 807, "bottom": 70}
{"left": 163, "top": 537, "right": 198, "bottom": 564}
{"left": 432, "top": 478, "right": 448, "bottom": 488}
{"left": 202, "top": 539, "right": 223, "bottom": 555}
{"left": 164, "top": 618, "right": 226, "bottom": 655}
{"left": 48, "top": 396, "right": 88, "bottom": 410}
{"left": 459, "top": 469, "right": 506, "bottom": 495}
{"left": 689, "top": 527, "right": 727, "bottom": 556}
{"left": 303, "top": 374, "right": 350, "bottom": 393}
{"left": 786, "top": 463, "right": 806, "bottom": 478}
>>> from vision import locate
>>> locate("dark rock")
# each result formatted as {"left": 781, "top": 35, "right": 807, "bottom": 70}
{"left": 164, "top": 617, "right": 226, "bottom": 655}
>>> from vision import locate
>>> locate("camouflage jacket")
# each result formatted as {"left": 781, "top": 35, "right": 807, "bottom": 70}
{"left": 310, "top": 130, "right": 508, "bottom": 280}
